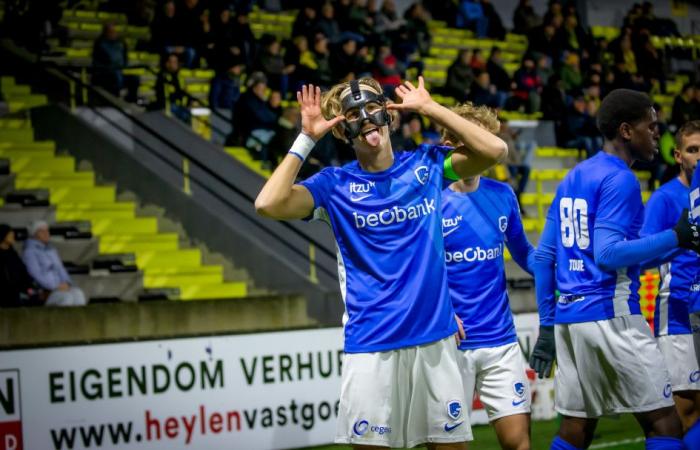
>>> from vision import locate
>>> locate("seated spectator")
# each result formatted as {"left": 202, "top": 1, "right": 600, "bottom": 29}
{"left": 150, "top": 0, "right": 183, "bottom": 56}
{"left": 561, "top": 94, "right": 603, "bottom": 158}
{"left": 292, "top": 6, "right": 317, "bottom": 43}
{"left": 374, "top": 0, "right": 405, "bottom": 39}
{"left": 635, "top": 32, "right": 665, "bottom": 92}
{"left": 230, "top": 11, "right": 255, "bottom": 69}
{"left": 498, "top": 120, "right": 532, "bottom": 208}
{"left": 470, "top": 48, "right": 487, "bottom": 72}
{"left": 561, "top": 13, "right": 589, "bottom": 53}
{"left": 403, "top": 2, "right": 432, "bottom": 56}
{"left": 559, "top": 52, "right": 583, "bottom": 91}
{"left": 481, "top": 0, "right": 506, "bottom": 40}
{"left": 512, "top": 0, "right": 541, "bottom": 35}
{"left": 268, "top": 105, "right": 300, "bottom": 170}
{"left": 512, "top": 55, "right": 542, "bottom": 113}
{"left": 209, "top": 61, "right": 243, "bottom": 111}
{"left": 330, "top": 34, "right": 365, "bottom": 81}
{"left": 154, "top": 53, "right": 189, "bottom": 122}
{"left": 23, "top": 221, "right": 87, "bottom": 307}
{"left": 543, "top": 0, "right": 563, "bottom": 26}
{"left": 255, "top": 34, "right": 294, "bottom": 98}
{"left": 457, "top": 0, "right": 488, "bottom": 38}
{"left": 0, "top": 224, "right": 40, "bottom": 307}
{"left": 209, "top": 7, "right": 240, "bottom": 71}
{"left": 316, "top": 3, "right": 341, "bottom": 43}
{"left": 348, "top": 0, "right": 375, "bottom": 40}
{"left": 527, "top": 19, "right": 563, "bottom": 63}
{"left": 468, "top": 71, "right": 503, "bottom": 108}
{"left": 285, "top": 36, "right": 316, "bottom": 91}
{"left": 540, "top": 74, "right": 567, "bottom": 120}
{"left": 536, "top": 53, "right": 553, "bottom": 86}
{"left": 373, "top": 42, "right": 404, "bottom": 94}
{"left": 671, "top": 83, "right": 697, "bottom": 129}
{"left": 311, "top": 33, "right": 334, "bottom": 88}
{"left": 444, "top": 49, "right": 474, "bottom": 102}
{"left": 92, "top": 23, "right": 137, "bottom": 101}
{"left": 487, "top": 47, "right": 512, "bottom": 93}
{"left": 177, "top": 0, "right": 206, "bottom": 67}
{"left": 233, "top": 72, "right": 278, "bottom": 161}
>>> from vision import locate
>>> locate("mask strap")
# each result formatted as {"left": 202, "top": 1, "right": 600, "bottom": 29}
{"left": 349, "top": 80, "right": 362, "bottom": 101}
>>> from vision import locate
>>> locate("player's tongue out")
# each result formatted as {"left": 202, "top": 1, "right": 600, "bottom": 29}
{"left": 363, "top": 128, "right": 381, "bottom": 146}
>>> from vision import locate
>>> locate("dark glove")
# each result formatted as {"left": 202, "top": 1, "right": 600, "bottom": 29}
{"left": 529, "top": 325, "right": 555, "bottom": 379}
{"left": 674, "top": 209, "right": 700, "bottom": 251}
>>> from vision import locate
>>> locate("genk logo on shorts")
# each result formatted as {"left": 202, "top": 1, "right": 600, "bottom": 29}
{"left": 353, "top": 419, "right": 369, "bottom": 436}
{"left": 663, "top": 383, "right": 672, "bottom": 398}
{"left": 690, "top": 371, "right": 700, "bottom": 383}
{"left": 499, "top": 215, "right": 508, "bottom": 233}
{"left": 446, "top": 400, "right": 462, "bottom": 420}
{"left": 414, "top": 166, "right": 429, "bottom": 185}
{"left": 513, "top": 382, "right": 526, "bottom": 398}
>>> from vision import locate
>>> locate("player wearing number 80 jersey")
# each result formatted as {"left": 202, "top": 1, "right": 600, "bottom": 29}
{"left": 531, "top": 90, "right": 700, "bottom": 450}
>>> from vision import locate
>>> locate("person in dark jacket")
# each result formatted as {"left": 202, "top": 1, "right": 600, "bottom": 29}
{"left": 0, "top": 224, "right": 38, "bottom": 307}
{"left": 91, "top": 23, "right": 128, "bottom": 97}
{"left": 444, "top": 49, "right": 474, "bottom": 102}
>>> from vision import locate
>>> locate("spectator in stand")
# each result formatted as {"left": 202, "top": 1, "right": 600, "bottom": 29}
{"left": 154, "top": 53, "right": 188, "bottom": 121}
{"left": 671, "top": 84, "right": 697, "bottom": 129}
{"left": 330, "top": 33, "right": 364, "bottom": 81}
{"left": 150, "top": 1, "right": 184, "bottom": 56}
{"left": 209, "top": 59, "right": 243, "bottom": 111}
{"left": 540, "top": 74, "right": 567, "bottom": 121}
{"left": 210, "top": 7, "right": 240, "bottom": 71}
{"left": 348, "top": 0, "right": 375, "bottom": 40}
{"left": 470, "top": 48, "right": 487, "bottom": 72}
{"left": 373, "top": 41, "right": 404, "bottom": 95}
{"left": 487, "top": 47, "right": 512, "bottom": 94}
{"left": 403, "top": 2, "right": 432, "bottom": 56}
{"left": 561, "top": 13, "right": 589, "bottom": 53}
{"left": 292, "top": 6, "right": 317, "bottom": 43}
{"left": 498, "top": 119, "right": 532, "bottom": 207}
{"left": 469, "top": 70, "right": 503, "bottom": 108}
{"left": 527, "top": 19, "right": 563, "bottom": 64}
{"left": 614, "top": 33, "right": 637, "bottom": 77}
{"left": 176, "top": 0, "right": 206, "bottom": 67}
{"left": 285, "top": 36, "right": 316, "bottom": 91}
{"left": 512, "top": 54, "right": 542, "bottom": 112}
{"left": 23, "top": 221, "right": 87, "bottom": 307}
{"left": 562, "top": 94, "right": 602, "bottom": 158}
{"left": 316, "top": 2, "right": 341, "bottom": 43}
{"left": 512, "top": 0, "right": 541, "bottom": 35}
{"left": 92, "top": 23, "right": 137, "bottom": 102}
{"left": 635, "top": 32, "right": 665, "bottom": 92}
{"left": 560, "top": 52, "right": 583, "bottom": 91}
{"left": 542, "top": 0, "right": 563, "bottom": 26}
{"left": 481, "top": 0, "right": 506, "bottom": 40}
{"left": 0, "top": 224, "right": 39, "bottom": 307}
{"left": 444, "top": 49, "right": 474, "bottom": 102}
{"left": 311, "top": 33, "right": 334, "bottom": 88}
{"left": 457, "top": 0, "right": 488, "bottom": 38}
{"left": 233, "top": 72, "right": 278, "bottom": 160}
{"left": 230, "top": 11, "right": 255, "bottom": 69}
{"left": 255, "top": 34, "right": 294, "bottom": 98}
{"left": 374, "top": 0, "right": 405, "bottom": 40}
{"left": 536, "top": 53, "right": 553, "bottom": 86}
{"left": 268, "top": 104, "right": 300, "bottom": 170}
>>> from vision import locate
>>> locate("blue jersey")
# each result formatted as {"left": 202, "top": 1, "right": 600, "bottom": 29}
{"left": 300, "top": 144, "right": 457, "bottom": 353}
{"left": 442, "top": 178, "right": 535, "bottom": 350}
{"left": 690, "top": 164, "right": 700, "bottom": 314}
{"left": 546, "top": 152, "right": 644, "bottom": 324}
{"left": 642, "top": 178, "right": 700, "bottom": 336}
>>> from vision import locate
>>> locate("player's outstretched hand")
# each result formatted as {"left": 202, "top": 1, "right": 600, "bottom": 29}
{"left": 297, "top": 84, "right": 345, "bottom": 142}
{"left": 529, "top": 325, "right": 555, "bottom": 379}
{"left": 387, "top": 76, "right": 434, "bottom": 115}
{"left": 674, "top": 208, "right": 700, "bottom": 252}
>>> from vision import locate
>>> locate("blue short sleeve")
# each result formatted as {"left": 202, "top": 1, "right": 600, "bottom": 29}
{"left": 596, "top": 171, "right": 643, "bottom": 234}
{"left": 298, "top": 168, "right": 335, "bottom": 210}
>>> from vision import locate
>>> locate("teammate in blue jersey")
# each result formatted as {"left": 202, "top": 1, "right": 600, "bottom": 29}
{"left": 642, "top": 120, "right": 700, "bottom": 445}
{"left": 255, "top": 77, "right": 507, "bottom": 449}
{"left": 529, "top": 89, "right": 700, "bottom": 450}
{"left": 440, "top": 104, "right": 535, "bottom": 450}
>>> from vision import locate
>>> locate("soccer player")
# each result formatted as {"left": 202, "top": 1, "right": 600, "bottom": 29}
{"left": 529, "top": 89, "right": 700, "bottom": 450}
{"left": 255, "top": 77, "right": 507, "bottom": 448}
{"left": 441, "top": 103, "right": 535, "bottom": 450}
{"left": 641, "top": 120, "right": 700, "bottom": 442}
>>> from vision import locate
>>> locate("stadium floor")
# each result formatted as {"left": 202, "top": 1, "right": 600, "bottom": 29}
{"left": 307, "top": 414, "right": 645, "bottom": 449}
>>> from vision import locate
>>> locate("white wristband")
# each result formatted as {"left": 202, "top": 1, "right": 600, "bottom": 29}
{"left": 288, "top": 133, "right": 316, "bottom": 161}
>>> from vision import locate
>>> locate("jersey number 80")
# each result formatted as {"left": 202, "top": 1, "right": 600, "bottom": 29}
{"left": 560, "top": 197, "right": 590, "bottom": 249}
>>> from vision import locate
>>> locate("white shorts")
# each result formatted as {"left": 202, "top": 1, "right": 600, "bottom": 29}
{"left": 554, "top": 315, "right": 674, "bottom": 418}
{"left": 335, "top": 336, "right": 472, "bottom": 447}
{"left": 658, "top": 333, "right": 700, "bottom": 392}
{"left": 460, "top": 342, "right": 531, "bottom": 421}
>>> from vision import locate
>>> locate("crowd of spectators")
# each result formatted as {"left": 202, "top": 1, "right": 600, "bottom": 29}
{"left": 0, "top": 222, "right": 88, "bottom": 308}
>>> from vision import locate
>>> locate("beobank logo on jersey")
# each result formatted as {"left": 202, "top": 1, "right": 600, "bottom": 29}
{"left": 445, "top": 244, "right": 503, "bottom": 264}
{"left": 352, "top": 198, "right": 437, "bottom": 229}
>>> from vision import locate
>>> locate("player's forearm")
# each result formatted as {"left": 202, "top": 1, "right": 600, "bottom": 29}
{"left": 593, "top": 226, "right": 679, "bottom": 271}
{"left": 533, "top": 218, "right": 557, "bottom": 326}
{"left": 254, "top": 154, "right": 304, "bottom": 219}
{"left": 422, "top": 101, "right": 508, "bottom": 177}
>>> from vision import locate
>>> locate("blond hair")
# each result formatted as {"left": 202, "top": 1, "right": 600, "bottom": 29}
{"left": 440, "top": 102, "right": 500, "bottom": 144}
{"left": 321, "top": 77, "right": 399, "bottom": 141}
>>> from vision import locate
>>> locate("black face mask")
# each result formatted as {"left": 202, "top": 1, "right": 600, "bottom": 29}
{"left": 341, "top": 80, "right": 392, "bottom": 140}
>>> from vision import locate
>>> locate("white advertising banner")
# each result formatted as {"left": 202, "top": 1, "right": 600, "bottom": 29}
{"left": 0, "top": 328, "right": 345, "bottom": 450}
{"left": 0, "top": 315, "right": 553, "bottom": 450}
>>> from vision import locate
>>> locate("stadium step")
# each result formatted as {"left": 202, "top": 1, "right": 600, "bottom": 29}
{"left": 144, "top": 270, "right": 224, "bottom": 288}
{"left": 90, "top": 217, "right": 159, "bottom": 234}
{"left": 0, "top": 128, "right": 34, "bottom": 142}
{"left": 0, "top": 141, "right": 56, "bottom": 151}
{"left": 56, "top": 202, "right": 136, "bottom": 221}
{"left": 15, "top": 173, "right": 96, "bottom": 189}
{"left": 179, "top": 282, "right": 248, "bottom": 300}
{"left": 49, "top": 186, "right": 116, "bottom": 203}
{"left": 8, "top": 156, "right": 76, "bottom": 173}
{"left": 97, "top": 233, "right": 180, "bottom": 253}
{"left": 135, "top": 249, "right": 202, "bottom": 269}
